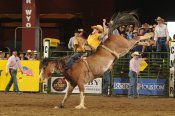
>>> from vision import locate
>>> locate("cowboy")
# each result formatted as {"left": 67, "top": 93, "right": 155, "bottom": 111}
{"left": 64, "top": 29, "right": 87, "bottom": 69}
{"left": 32, "top": 50, "right": 39, "bottom": 60}
{"left": 5, "top": 49, "right": 23, "bottom": 94}
{"left": 68, "top": 30, "right": 80, "bottom": 50}
{"left": 87, "top": 24, "right": 104, "bottom": 52}
{"left": 25, "top": 49, "right": 33, "bottom": 60}
{"left": 128, "top": 51, "right": 147, "bottom": 99}
{"left": 154, "top": 16, "right": 169, "bottom": 58}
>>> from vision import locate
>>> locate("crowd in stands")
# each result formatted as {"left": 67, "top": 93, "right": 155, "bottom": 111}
{"left": 0, "top": 49, "right": 39, "bottom": 60}
{"left": 68, "top": 16, "right": 174, "bottom": 57}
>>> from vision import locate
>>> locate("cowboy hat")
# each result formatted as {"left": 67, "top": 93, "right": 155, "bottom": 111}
{"left": 33, "top": 50, "right": 38, "bottom": 54}
{"left": 91, "top": 25, "right": 104, "bottom": 33}
{"left": 131, "top": 51, "right": 141, "bottom": 57}
{"left": 78, "top": 28, "right": 84, "bottom": 32}
{"left": 27, "top": 49, "right": 32, "bottom": 53}
{"left": 155, "top": 16, "right": 164, "bottom": 21}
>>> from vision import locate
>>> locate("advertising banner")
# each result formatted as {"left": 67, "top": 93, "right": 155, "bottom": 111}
{"left": 113, "top": 78, "right": 166, "bottom": 96}
{"left": 0, "top": 60, "right": 40, "bottom": 92}
{"left": 51, "top": 77, "right": 102, "bottom": 94}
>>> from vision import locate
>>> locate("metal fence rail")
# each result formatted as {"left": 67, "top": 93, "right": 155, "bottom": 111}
{"left": 113, "top": 52, "right": 169, "bottom": 79}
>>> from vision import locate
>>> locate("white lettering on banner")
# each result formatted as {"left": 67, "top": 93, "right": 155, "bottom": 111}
{"left": 138, "top": 84, "right": 165, "bottom": 90}
{"left": 26, "top": 23, "right": 31, "bottom": 27}
{"left": 43, "top": 41, "right": 49, "bottom": 58}
{"left": 87, "top": 79, "right": 101, "bottom": 85}
{"left": 169, "top": 41, "right": 175, "bottom": 97}
{"left": 26, "top": 16, "right": 31, "bottom": 22}
{"left": 26, "top": 0, "right": 31, "bottom": 4}
{"left": 24, "top": 1, "right": 33, "bottom": 27}
{"left": 114, "top": 83, "right": 129, "bottom": 89}
{"left": 114, "top": 82, "right": 165, "bottom": 90}
{"left": 25, "top": 10, "right": 32, "bottom": 15}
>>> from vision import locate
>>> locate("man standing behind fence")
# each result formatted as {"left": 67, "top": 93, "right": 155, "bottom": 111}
{"left": 128, "top": 51, "right": 147, "bottom": 99}
{"left": 5, "top": 49, "right": 23, "bottom": 94}
{"left": 154, "top": 16, "right": 169, "bottom": 58}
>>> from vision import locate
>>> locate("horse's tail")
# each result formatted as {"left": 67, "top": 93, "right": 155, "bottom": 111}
{"left": 108, "top": 10, "right": 140, "bottom": 35}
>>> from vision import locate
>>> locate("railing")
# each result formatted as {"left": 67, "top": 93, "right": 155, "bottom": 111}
{"left": 113, "top": 52, "right": 169, "bottom": 79}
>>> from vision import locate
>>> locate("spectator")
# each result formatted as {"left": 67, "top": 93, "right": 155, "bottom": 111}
{"left": 102, "top": 65, "right": 113, "bottom": 97}
{"left": 25, "top": 50, "right": 33, "bottom": 60}
{"left": 4, "top": 49, "right": 23, "bottom": 94}
{"left": 4, "top": 53, "right": 11, "bottom": 60}
{"left": 119, "top": 26, "right": 126, "bottom": 38}
{"left": 173, "top": 34, "right": 175, "bottom": 40}
{"left": 19, "top": 53, "right": 27, "bottom": 60}
{"left": 0, "top": 51, "right": 5, "bottom": 60}
{"left": 132, "top": 29, "right": 138, "bottom": 37}
{"left": 32, "top": 50, "right": 39, "bottom": 60}
{"left": 68, "top": 30, "right": 79, "bottom": 50}
{"left": 154, "top": 16, "right": 169, "bottom": 58}
{"left": 126, "top": 25, "right": 134, "bottom": 40}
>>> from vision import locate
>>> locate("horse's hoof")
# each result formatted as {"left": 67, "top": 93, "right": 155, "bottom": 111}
{"left": 59, "top": 104, "right": 64, "bottom": 108}
{"left": 75, "top": 105, "right": 87, "bottom": 109}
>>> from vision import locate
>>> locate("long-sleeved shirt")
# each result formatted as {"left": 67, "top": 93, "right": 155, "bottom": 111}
{"left": 68, "top": 36, "right": 75, "bottom": 50}
{"left": 6, "top": 55, "right": 23, "bottom": 73}
{"left": 129, "top": 58, "right": 143, "bottom": 73}
{"left": 154, "top": 24, "right": 169, "bottom": 41}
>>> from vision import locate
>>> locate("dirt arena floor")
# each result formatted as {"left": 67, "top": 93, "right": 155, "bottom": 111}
{"left": 0, "top": 92, "right": 175, "bottom": 116}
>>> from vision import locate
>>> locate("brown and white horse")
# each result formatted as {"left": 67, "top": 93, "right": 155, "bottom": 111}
{"left": 39, "top": 35, "right": 141, "bottom": 109}
{"left": 39, "top": 11, "right": 151, "bottom": 109}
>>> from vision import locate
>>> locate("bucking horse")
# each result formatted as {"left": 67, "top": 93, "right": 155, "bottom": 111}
{"left": 39, "top": 11, "right": 153, "bottom": 109}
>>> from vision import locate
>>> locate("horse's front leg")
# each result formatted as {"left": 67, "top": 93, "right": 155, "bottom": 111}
{"left": 75, "top": 83, "right": 86, "bottom": 109}
{"left": 54, "top": 82, "right": 76, "bottom": 109}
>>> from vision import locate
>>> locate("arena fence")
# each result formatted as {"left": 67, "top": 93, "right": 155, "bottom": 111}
{"left": 112, "top": 52, "right": 169, "bottom": 96}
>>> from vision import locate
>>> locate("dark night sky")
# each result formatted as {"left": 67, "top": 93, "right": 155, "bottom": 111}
{"left": 115, "top": 0, "right": 174, "bottom": 24}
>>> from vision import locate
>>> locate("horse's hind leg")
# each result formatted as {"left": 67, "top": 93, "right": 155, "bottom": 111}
{"left": 75, "top": 83, "right": 86, "bottom": 109}
{"left": 54, "top": 82, "right": 76, "bottom": 109}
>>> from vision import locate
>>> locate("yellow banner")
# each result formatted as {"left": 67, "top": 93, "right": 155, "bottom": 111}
{"left": 0, "top": 60, "right": 40, "bottom": 92}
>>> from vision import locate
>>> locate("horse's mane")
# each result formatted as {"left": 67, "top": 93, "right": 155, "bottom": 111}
{"left": 40, "top": 58, "right": 55, "bottom": 68}
{"left": 58, "top": 55, "right": 70, "bottom": 66}
{"left": 108, "top": 10, "right": 140, "bottom": 35}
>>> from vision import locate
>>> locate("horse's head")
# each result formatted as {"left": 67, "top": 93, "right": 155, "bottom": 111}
{"left": 39, "top": 58, "right": 57, "bottom": 83}
{"left": 39, "top": 57, "right": 69, "bottom": 83}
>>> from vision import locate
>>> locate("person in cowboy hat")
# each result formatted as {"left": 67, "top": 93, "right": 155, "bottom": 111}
{"left": 5, "top": 49, "right": 23, "bottom": 94}
{"left": 32, "top": 50, "right": 39, "bottom": 60}
{"left": 87, "top": 24, "right": 104, "bottom": 52}
{"left": 68, "top": 29, "right": 81, "bottom": 50}
{"left": 25, "top": 49, "right": 33, "bottom": 60}
{"left": 64, "top": 28, "right": 87, "bottom": 70}
{"left": 154, "top": 16, "right": 169, "bottom": 58}
{"left": 128, "top": 51, "right": 147, "bottom": 99}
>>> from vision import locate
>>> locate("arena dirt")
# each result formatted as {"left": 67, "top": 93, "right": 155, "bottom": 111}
{"left": 0, "top": 92, "right": 175, "bottom": 116}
